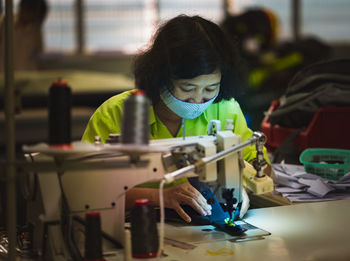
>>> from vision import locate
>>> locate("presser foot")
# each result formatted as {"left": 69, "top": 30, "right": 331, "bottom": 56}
{"left": 243, "top": 161, "right": 274, "bottom": 194}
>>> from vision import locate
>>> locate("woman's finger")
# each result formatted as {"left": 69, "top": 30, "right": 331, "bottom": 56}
{"left": 173, "top": 203, "right": 191, "bottom": 223}
{"left": 175, "top": 192, "right": 209, "bottom": 216}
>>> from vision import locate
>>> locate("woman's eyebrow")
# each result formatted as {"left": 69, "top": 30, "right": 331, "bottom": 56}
{"left": 182, "top": 81, "right": 220, "bottom": 87}
{"left": 208, "top": 82, "right": 220, "bottom": 87}
{"left": 182, "top": 82, "right": 197, "bottom": 87}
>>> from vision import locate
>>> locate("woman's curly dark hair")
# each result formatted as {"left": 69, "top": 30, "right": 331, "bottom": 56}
{"left": 133, "top": 14, "right": 248, "bottom": 105}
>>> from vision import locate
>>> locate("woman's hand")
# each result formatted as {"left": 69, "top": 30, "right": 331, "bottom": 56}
{"left": 163, "top": 181, "right": 212, "bottom": 223}
{"left": 125, "top": 181, "right": 212, "bottom": 223}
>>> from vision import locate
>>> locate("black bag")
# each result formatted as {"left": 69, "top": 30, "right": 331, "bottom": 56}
{"left": 268, "top": 59, "right": 350, "bottom": 128}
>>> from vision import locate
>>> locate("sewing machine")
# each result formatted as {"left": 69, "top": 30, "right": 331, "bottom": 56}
{"left": 20, "top": 126, "right": 273, "bottom": 260}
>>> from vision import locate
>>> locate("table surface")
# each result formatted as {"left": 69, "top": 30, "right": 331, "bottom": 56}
{"left": 158, "top": 199, "right": 350, "bottom": 261}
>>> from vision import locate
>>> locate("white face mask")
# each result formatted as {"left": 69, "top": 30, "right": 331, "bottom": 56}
{"left": 160, "top": 87, "right": 219, "bottom": 119}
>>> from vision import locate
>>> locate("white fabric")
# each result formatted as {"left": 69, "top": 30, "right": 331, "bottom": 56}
{"left": 240, "top": 188, "right": 250, "bottom": 219}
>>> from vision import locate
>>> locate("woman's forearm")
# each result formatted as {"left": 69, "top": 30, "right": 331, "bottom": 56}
{"left": 125, "top": 187, "right": 159, "bottom": 210}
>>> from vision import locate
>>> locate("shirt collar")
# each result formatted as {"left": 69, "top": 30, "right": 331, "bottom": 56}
{"left": 202, "top": 109, "right": 210, "bottom": 123}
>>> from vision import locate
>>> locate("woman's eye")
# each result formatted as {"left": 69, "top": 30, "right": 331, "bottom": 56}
{"left": 206, "top": 88, "right": 218, "bottom": 92}
{"left": 180, "top": 87, "right": 194, "bottom": 92}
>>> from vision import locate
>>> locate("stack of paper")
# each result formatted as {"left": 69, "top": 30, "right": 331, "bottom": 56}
{"left": 272, "top": 163, "right": 350, "bottom": 202}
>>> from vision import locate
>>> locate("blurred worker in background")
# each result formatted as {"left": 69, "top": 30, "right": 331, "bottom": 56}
{"left": 82, "top": 15, "right": 272, "bottom": 223}
{"left": 221, "top": 8, "right": 331, "bottom": 130}
{"left": 221, "top": 8, "right": 280, "bottom": 63}
{"left": 0, "top": 0, "right": 48, "bottom": 71}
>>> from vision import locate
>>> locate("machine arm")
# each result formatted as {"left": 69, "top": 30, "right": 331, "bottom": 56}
{"left": 164, "top": 132, "right": 267, "bottom": 183}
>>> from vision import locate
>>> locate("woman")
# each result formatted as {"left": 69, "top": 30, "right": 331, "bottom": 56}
{"left": 82, "top": 15, "right": 271, "bottom": 223}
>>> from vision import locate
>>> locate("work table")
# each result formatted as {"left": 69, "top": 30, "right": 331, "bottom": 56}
{"left": 160, "top": 199, "right": 350, "bottom": 261}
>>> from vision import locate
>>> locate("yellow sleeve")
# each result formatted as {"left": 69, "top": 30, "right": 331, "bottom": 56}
{"left": 81, "top": 92, "right": 127, "bottom": 143}
{"left": 218, "top": 99, "right": 271, "bottom": 164}
{"left": 234, "top": 108, "right": 270, "bottom": 164}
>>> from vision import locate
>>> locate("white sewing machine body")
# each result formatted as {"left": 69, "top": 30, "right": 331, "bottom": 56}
{"left": 22, "top": 130, "right": 273, "bottom": 260}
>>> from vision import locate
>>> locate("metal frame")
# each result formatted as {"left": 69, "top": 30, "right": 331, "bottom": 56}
{"left": 4, "top": 0, "right": 16, "bottom": 260}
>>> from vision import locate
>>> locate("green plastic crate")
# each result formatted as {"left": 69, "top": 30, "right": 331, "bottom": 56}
{"left": 299, "top": 148, "right": 350, "bottom": 181}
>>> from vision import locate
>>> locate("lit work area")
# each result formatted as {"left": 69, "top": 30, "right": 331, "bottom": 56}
{"left": 1, "top": 1, "right": 350, "bottom": 260}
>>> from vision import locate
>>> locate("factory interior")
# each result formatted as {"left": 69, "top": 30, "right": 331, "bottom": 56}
{"left": 1, "top": 0, "right": 350, "bottom": 260}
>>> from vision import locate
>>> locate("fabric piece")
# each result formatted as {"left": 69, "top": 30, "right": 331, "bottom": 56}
{"left": 161, "top": 178, "right": 230, "bottom": 225}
